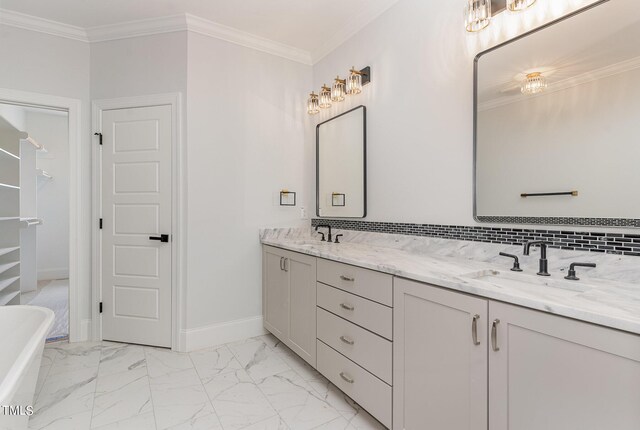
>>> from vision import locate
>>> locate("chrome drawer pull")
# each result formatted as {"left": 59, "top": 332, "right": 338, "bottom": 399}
{"left": 339, "top": 303, "right": 355, "bottom": 311}
{"left": 491, "top": 319, "right": 500, "bottom": 352}
{"left": 472, "top": 314, "right": 480, "bottom": 346}
{"left": 339, "top": 335, "right": 355, "bottom": 345}
{"left": 339, "top": 275, "right": 355, "bottom": 282}
{"left": 339, "top": 372, "right": 354, "bottom": 384}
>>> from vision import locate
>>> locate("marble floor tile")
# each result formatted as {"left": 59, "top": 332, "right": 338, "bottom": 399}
{"left": 336, "top": 397, "right": 386, "bottom": 430}
{"left": 99, "top": 342, "right": 146, "bottom": 377}
{"left": 28, "top": 410, "right": 93, "bottom": 430}
{"left": 92, "top": 412, "right": 156, "bottom": 430}
{"left": 189, "top": 345, "right": 242, "bottom": 380}
{"left": 29, "top": 336, "right": 386, "bottom": 430}
{"left": 45, "top": 342, "right": 102, "bottom": 377}
{"left": 257, "top": 370, "right": 341, "bottom": 430}
{"left": 273, "top": 346, "right": 319, "bottom": 381}
{"left": 28, "top": 366, "right": 97, "bottom": 430}
{"left": 311, "top": 417, "right": 354, "bottom": 430}
{"left": 145, "top": 347, "right": 194, "bottom": 379}
{"left": 149, "top": 366, "right": 221, "bottom": 430}
{"left": 228, "top": 340, "right": 290, "bottom": 381}
{"left": 241, "top": 414, "right": 290, "bottom": 430}
{"left": 91, "top": 367, "right": 152, "bottom": 428}
{"left": 254, "top": 334, "right": 281, "bottom": 349}
{"left": 203, "top": 369, "right": 277, "bottom": 430}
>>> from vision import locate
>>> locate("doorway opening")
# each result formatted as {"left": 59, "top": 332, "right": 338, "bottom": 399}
{"left": 0, "top": 103, "right": 70, "bottom": 342}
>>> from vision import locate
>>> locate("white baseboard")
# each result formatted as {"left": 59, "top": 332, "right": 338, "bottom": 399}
{"left": 180, "top": 316, "right": 267, "bottom": 352}
{"left": 69, "top": 318, "right": 92, "bottom": 343}
{"left": 38, "top": 268, "right": 69, "bottom": 281}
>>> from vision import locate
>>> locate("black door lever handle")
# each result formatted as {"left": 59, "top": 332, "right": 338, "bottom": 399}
{"left": 149, "top": 234, "right": 169, "bottom": 243}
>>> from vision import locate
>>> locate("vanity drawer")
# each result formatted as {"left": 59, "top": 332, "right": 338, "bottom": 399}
{"left": 317, "top": 308, "right": 392, "bottom": 384}
{"left": 317, "top": 340, "right": 392, "bottom": 429}
{"left": 317, "top": 282, "right": 392, "bottom": 340}
{"left": 317, "top": 258, "right": 392, "bottom": 306}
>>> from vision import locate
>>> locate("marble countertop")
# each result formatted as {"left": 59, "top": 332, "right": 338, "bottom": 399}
{"left": 260, "top": 228, "right": 640, "bottom": 336}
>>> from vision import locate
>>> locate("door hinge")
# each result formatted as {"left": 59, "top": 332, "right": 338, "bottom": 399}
{"left": 94, "top": 132, "right": 103, "bottom": 145}
{"left": 99, "top": 218, "right": 103, "bottom": 229}
{"left": 99, "top": 302, "right": 103, "bottom": 313}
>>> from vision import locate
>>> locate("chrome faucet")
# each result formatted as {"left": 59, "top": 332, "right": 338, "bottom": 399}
{"left": 523, "top": 241, "right": 552, "bottom": 276}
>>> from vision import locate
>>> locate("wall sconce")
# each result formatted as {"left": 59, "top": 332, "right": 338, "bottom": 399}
{"left": 347, "top": 66, "right": 371, "bottom": 95}
{"left": 465, "top": 0, "right": 537, "bottom": 32}
{"left": 521, "top": 72, "right": 547, "bottom": 95}
{"left": 331, "top": 77, "right": 346, "bottom": 102}
{"left": 307, "top": 92, "right": 320, "bottom": 115}
{"left": 465, "top": 0, "right": 491, "bottom": 32}
{"left": 507, "top": 0, "right": 536, "bottom": 12}
{"left": 319, "top": 85, "right": 332, "bottom": 109}
{"left": 307, "top": 66, "right": 372, "bottom": 114}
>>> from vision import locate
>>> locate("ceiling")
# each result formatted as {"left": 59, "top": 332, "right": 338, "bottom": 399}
{"left": 0, "top": 0, "right": 400, "bottom": 61}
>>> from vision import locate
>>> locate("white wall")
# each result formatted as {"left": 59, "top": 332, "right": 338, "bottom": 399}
{"left": 25, "top": 111, "right": 70, "bottom": 280}
{"left": 90, "top": 32, "right": 188, "bottom": 100}
{"left": 185, "top": 32, "right": 311, "bottom": 334}
{"left": 307, "top": 0, "right": 605, "bottom": 228}
{"left": 0, "top": 25, "right": 92, "bottom": 330}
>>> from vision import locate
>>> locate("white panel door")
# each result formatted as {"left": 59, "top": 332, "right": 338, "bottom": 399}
{"left": 394, "top": 278, "right": 488, "bottom": 430}
{"left": 101, "top": 105, "right": 172, "bottom": 347}
{"left": 489, "top": 301, "right": 640, "bottom": 430}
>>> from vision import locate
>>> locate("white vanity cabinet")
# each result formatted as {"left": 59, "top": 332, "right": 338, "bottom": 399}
{"left": 393, "top": 278, "right": 488, "bottom": 430}
{"left": 262, "top": 244, "right": 640, "bottom": 430}
{"left": 489, "top": 301, "right": 640, "bottom": 430}
{"left": 262, "top": 245, "right": 317, "bottom": 366}
{"left": 394, "top": 278, "right": 640, "bottom": 430}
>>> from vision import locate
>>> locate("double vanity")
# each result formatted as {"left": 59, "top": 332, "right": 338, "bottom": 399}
{"left": 261, "top": 228, "right": 640, "bottom": 430}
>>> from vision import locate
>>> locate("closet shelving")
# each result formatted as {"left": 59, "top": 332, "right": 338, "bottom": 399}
{"left": 0, "top": 116, "right": 26, "bottom": 306}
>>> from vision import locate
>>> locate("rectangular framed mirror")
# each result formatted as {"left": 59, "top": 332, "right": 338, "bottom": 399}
{"left": 316, "top": 105, "right": 366, "bottom": 218}
{"left": 474, "top": 0, "right": 640, "bottom": 228}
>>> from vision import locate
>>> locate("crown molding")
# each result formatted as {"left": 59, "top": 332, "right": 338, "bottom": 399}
{"left": 310, "top": 0, "right": 400, "bottom": 64}
{"left": 184, "top": 14, "right": 312, "bottom": 65}
{"left": 0, "top": 8, "right": 88, "bottom": 42}
{"left": 0, "top": 3, "right": 403, "bottom": 66}
{"left": 86, "top": 14, "right": 187, "bottom": 43}
{"left": 478, "top": 55, "right": 640, "bottom": 112}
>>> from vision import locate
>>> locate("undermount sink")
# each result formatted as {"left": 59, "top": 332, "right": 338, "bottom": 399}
{"left": 462, "top": 269, "right": 593, "bottom": 296}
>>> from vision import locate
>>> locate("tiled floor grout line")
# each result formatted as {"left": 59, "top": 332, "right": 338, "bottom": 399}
{"left": 143, "top": 346, "right": 162, "bottom": 430}
{"left": 87, "top": 343, "right": 102, "bottom": 430}
{"left": 33, "top": 350, "right": 56, "bottom": 405}
{"left": 227, "top": 338, "right": 289, "bottom": 430}
{"left": 185, "top": 346, "right": 224, "bottom": 429}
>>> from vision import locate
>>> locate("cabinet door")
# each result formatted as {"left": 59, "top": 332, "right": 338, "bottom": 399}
{"left": 394, "top": 278, "right": 488, "bottom": 430}
{"left": 262, "top": 246, "right": 289, "bottom": 340}
{"left": 286, "top": 252, "right": 317, "bottom": 366}
{"left": 489, "top": 301, "right": 640, "bottom": 430}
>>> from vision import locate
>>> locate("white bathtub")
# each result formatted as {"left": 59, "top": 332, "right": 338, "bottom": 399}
{"left": 0, "top": 306, "right": 53, "bottom": 430}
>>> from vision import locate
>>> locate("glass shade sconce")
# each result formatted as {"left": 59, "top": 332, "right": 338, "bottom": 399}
{"left": 521, "top": 72, "right": 547, "bottom": 95}
{"left": 307, "top": 66, "right": 371, "bottom": 114}
{"left": 307, "top": 92, "right": 320, "bottom": 115}
{"left": 507, "top": 0, "right": 536, "bottom": 12}
{"left": 464, "top": 0, "right": 491, "bottom": 32}
{"left": 465, "top": 0, "right": 537, "bottom": 32}
{"left": 319, "top": 85, "right": 332, "bottom": 109}
{"left": 331, "top": 77, "right": 346, "bottom": 102}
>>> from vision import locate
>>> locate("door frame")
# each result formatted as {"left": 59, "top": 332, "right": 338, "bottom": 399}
{"left": 0, "top": 87, "right": 83, "bottom": 342}
{"left": 92, "top": 93, "right": 186, "bottom": 351}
